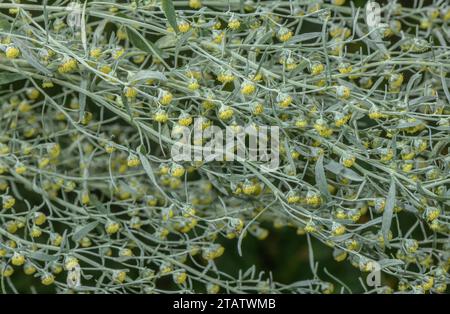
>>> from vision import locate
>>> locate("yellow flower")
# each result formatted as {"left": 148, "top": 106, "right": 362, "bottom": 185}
{"left": 124, "top": 86, "right": 138, "bottom": 99}
{"left": 287, "top": 192, "right": 300, "bottom": 204}
{"left": 311, "top": 63, "right": 324, "bottom": 75}
{"left": 389, "top": 73, "right": 404, "bottom": 91}
{"left": 251, "top": 102, "right": 264, "bottom": 115}
{"left": 212, "top": 31, "right": 225, "bottom": 44}
{"left": 295, "top": 118, "right": 308, "bottom": 128}
{"left": 58, "top": 58, "right": 78, "bottom": 74}
{"left": 331, "top": 223, "right": 346, "bottom": 236}
{"left": 24, "top": 263, "right": 37, "bottom": 275}
{"left": 1, "top": 265, "right": 14, "bottom": 277}
{"left": 242, "top": 181, "right": 260, "bottom": 196}
{"left": 51, "top": 233, "right": 63, "bottom": 246}
{"left": 189, "top": 0, "right": 202, "bottom": 9}
{"left": 105, "top": 221, "right": 121, "bottom": 234}
{"left": 314, "top": 119, "right": 333, "bottom": 137}
{"left": 178, "top": 21, "right": 191, "bottom": 33}
{"left": 9, "top": 8, "right": 19, "bottom": 16}
{"left": 420, "top": 18, "right": 431, "bottom": 30}
{"left": 41, "top": 274, "right": 55, "bottom": 286}
{"left": 30, "top": 226, "right": 42, "bottom": 238}
{"left": 421, "top": 276, "right": 434, "bottom": 291}
{"left": 15, "top": 163, "right": 27, "bottom": 175}
{"left": 178, "top": 113, "right": 193, "bottom": 126}
{"left": 127, "top": 154, "right": 140, "bottom": 167}
{"left": 5, "top": 46, "right": 20, "bottom": 59}
{"left": 368, "top": 109, "right": 387, "bottom": 120}
{"left": 217, "top": 71, "right": 234, "bottom": 83}
{"left": 81, "top": 191, "right": 90, "bottom": 205}
{"left": 341, "top": 155, "right": 356, "bottom": 168}
{"left": 173, "top": 272, "right": 187, "bottom": 284}
{"left": 159, "top": 90, "right": 173, "bottom": 105}
{"left": 277, "top": 94, "right": 292, "bottom": 107}
{"left": 154, "top": 109, "right": 169, "bottom": 123}
{"left": 90, "top": 48, "right": 102, "bottom": 59}
{"left": 338, "top": 63, "right": 352, "bottom": 74}
{"left": 425, "top": 207, "right": 440, "bottom": 222}
{"left": 18, "top": 101, "right": 32, "bottom": 113}
{"left": 304, "top": 221, "right": 317, "bottom": 233}
{"left": 306, "top": 191, "right": 321, "bottom": 206}
{"left": 278, "top": 28, "right": 293, "bottom": 42}
{"left": 228, "top": 18, "right": 240, "bottom": 30}
{"left": 34, "top": 212, "right": 47, "bottom": 225}
{"left": 443, "top": 8, "right": 450, "bottom": 21}
{"left": 336, "top": 85, "right": 351, "bottom": 99}
{"left": 241, "top": 82, "right": 256, "bottom": 95}
{"left": 170, "top": 164, "right": 185, "bottom": 177}
{"left": 133, "top": 55, "right": 145, "bottom": 64}
{"left": 3, "top": 195, "right": 16, "bottom": 209}
{"left": 207, "top": 283, "right": 220, "bottom": 294}
{"left": 26, "top": 88, "right": 40, "bottom": 100}
{"left": 64, "top": 257, "right": 79, "bottom": 271}
{"left": 11, "top": 253, "right": 25, "bottom": 266}
{"left": 100, "top": 65, "right": 112, "bottom": 74}
{"left": 112, "top": 48, "right": 125, "bottom": 59}
{"left": 218, "top": 105, "right": 234, "bottom": 121}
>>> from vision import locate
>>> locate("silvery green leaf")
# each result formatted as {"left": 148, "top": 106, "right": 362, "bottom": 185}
{"left": 409, "top": 96, "right": 435, "bottom": 106}
{"left": 291, "top": 32, "right": 321, "bottom": 43}
{"left": 161, "top": 0, "right": 178, "bottom": 33}
{"left": 440, "top": 70, "right": 450, "bottom": 104}
{"left": 405, "top": 72, "right": 422, "bottom": 97}
{"left": 125, "top": 24, "right": 166, "bottom": 61}
{"left": 0, "top": 16, "right": 11, "bottom": 30}
{"left": 206, "top": 172, "right": 229, "bottom": 196}
{"left": 315, "top": 155, "right": 330, "bottom": 202}
{"left": 378, "top": 259, "right": 404, "bottom": 269}
{"left": 28, "top": 251, "right": 59, "bottom": 262}
{"left": 129, "top": 70, "right": 167, "bottom": 83}
{"left": 325, "top": 161, "right": 364, "bottom": 182}
{"left": 79, "top": 79, "right": 88, "bottom": 120}
{"left": 393, "top": 119, "right": 423, "bottom": 129}
{"left": 120, "top": 94, "right": 133, "bottom": 122}
{"left": 381, "top": 179, "right": 395, "bottom": 246}
{"left": 156, "top": 34, "right": 177, "bottom": 49}
{"left": 14, "top": 39, "right": 52, "bottom": 75}
{"left": 91, "top": 196, "right": 109, "bottom": 215}
{"left": 0, "top": 73, "right": 25, "bottom": 85}
{"left": 72, "top": 221, "right": 99, "bottom": 242}
{"left": 81, "top": 1, "right": 88, "bottom": 54}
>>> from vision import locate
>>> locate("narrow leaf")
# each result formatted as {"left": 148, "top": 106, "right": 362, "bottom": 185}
{"left": 0, "top": 73, "right": 25, "bottom": 85}
{"left": 315, "top": 155, "right": 330, "bottom": 202}
{"left": 72, "top": 221, "right": 99, "bottom": 242}
{"left": 381, "top": 179, "right": 396, "bottom": 246}
{"left": 125, "top": 26, "right": 165, "bottom": 63}
{"left": 129, "top": 70, "right": 167, "bottom": 83}
{"left": 81, "top": 1, "right": 88, "bottom": 54}
{"left": 28, "top": 251, "right": 59, "bottom": 262}
{"left": 120, "top": 94, "right": 133, "bottom": 122}
{"left": 138, "top": 152, "right": 157, "bottom": 186}
{"left": 161, "top": 0, "right": 179, "bottom": 33}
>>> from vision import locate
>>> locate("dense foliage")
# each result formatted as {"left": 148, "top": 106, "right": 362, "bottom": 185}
{"left": 0, "top": 0, "right": 449, "bottom": 294}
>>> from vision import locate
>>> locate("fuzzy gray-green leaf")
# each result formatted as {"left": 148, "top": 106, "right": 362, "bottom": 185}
{"left": 161, "top": 0, "right": 179, "bottom": 33}
{"left": 381, "top": 179, "right": 396, "bottom": 246}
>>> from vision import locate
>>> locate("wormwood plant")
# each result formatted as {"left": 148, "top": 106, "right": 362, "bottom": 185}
{"left": 0, "top": 0, "right": 449, "bottom": 294}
